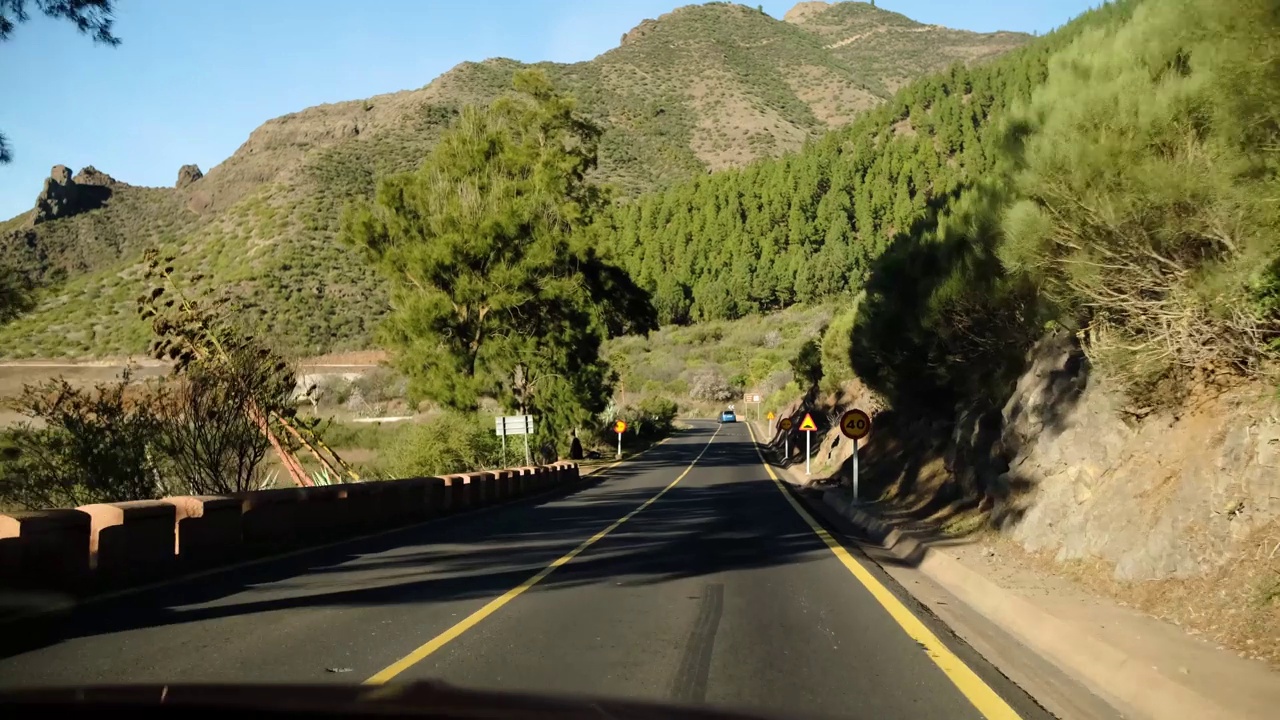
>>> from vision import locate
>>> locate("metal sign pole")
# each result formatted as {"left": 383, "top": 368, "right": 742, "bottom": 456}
{"left": 785, "top": 434, "right": 789, "bottom": 461}
{"left": 852, "top": 437, "right": 859, "bottom": 502}
{"left": 501, "top": 425, "right": 507, "bottom": 468}
{"left": 617, "top": 431, "right": 622, "bottom": 460}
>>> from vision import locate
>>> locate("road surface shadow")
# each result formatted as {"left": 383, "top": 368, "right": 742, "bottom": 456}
{"left": 0, "top": 425, "right": 821, "bottom": 661}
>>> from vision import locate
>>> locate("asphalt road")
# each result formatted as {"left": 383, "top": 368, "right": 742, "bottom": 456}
{"left": 0, "top": 421, "right": 1054, "bottom": 720}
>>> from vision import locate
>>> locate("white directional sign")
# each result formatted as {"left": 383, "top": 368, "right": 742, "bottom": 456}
{"left": 494, "top": 415, "right": 535, "bottom": 466}
{"left": 495, "top": 415, "right": 535, "bottom": 436}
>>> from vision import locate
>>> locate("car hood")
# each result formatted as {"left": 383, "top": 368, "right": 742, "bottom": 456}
{"left": 0, "top": 681, "right": 804, "bottom": 720}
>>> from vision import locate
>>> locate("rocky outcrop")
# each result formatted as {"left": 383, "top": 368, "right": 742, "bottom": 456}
{"left": 792, "top": 326, "right": 1279, "bottom": 587}
{"left": 72, "top": 165, "right": 116, "bottom": 186}
{"left": 31, "top": 165, "right": 118, "bottom": 225}
{"left": 783, "top": 1, "right": 832, "bottom": 25}
{"left": 175, "top": 164, "right": 203, "bottom": 189}
{"left": 995, "top": 334, "right": 1280, "bottom": 582}
{"left": 620, "top": 19, "right": 659, "bottom": 46}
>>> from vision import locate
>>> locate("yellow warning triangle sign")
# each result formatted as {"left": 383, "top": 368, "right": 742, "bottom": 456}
{"left": 798, "top": 412, "right": 818, "bottom": 432}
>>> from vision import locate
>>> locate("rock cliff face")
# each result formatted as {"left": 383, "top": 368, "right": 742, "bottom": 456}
{"left": 32, "top": 164, "right": 115, "bottom": 225}
{"left": 997, "top": 335, "right": 1280, "bottom": 581}
{"left": 791, "top": 329, "right": 1280, "bottom": 585}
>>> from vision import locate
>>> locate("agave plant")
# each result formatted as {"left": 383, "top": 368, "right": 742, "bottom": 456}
{"left": 256, "top": 470, "right": 280, "bottom": 491}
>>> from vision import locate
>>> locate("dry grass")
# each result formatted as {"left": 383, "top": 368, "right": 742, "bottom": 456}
{"left": 1018, "top": 530, "right": 1280, "bottom": 667}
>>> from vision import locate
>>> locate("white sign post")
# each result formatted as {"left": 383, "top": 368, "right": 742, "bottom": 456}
{"left": 495, "top": 415, "right": 535, "bottom": 466}
{"left": 614, "top": 420, "right": 627, "bottom": 460}
{"left": 838, "top": 409, "right": 872, "bottom": 503}
{"left": 806, "top": 432, "right": 811, "bottom": 475}
{"left": 798, "top": 413, "right": 818, "bottom": 476}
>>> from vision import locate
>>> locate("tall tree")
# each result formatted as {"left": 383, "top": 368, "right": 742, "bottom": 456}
{"left": 0, "top": 0, "right": 120, "bottom": 163}
{"left": 342, "top": 70, "right": 655, "bottom": 450}
{"left": 0, "top": 263, "right": 34, "bottom": 322}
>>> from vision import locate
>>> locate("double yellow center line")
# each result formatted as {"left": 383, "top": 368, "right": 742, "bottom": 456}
{"left": 363, "top": 425, "right": 722, "bottom": 685}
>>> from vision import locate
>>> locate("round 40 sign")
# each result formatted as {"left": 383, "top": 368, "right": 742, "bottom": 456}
{"left": 839, "top": 409, "right": 871, "bottom": 440}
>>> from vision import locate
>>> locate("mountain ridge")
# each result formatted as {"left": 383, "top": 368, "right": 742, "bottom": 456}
{"left": 0, "top": 1, "right": 1030, "bottom": 359}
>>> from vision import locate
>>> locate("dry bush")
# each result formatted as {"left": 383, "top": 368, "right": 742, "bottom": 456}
{"left": 150, "top": 348, "right": 294, "bottom": 495}
{"left": 687, "top": 369, "right": 738, "bottom": 402}
{"left": 0, "top": 370, "right": 164, "bottom": 509}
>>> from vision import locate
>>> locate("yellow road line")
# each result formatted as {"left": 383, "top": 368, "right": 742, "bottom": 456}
{"left": 580, "top": 435, "right": 671, "bottom": 479}
{"left": 363, "top": 426, "right": 721, "bottom": 685}
{"left": 745, "top": 422, "right": 1023, "bottom": 720}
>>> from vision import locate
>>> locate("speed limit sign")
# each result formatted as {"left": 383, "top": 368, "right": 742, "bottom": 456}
{"left": 839, "top": 409, "right": 871, "bottom": 440}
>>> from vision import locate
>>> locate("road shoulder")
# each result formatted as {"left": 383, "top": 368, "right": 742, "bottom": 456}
{"left": 750, "top": 420, "right": 1280, "bottom": 720}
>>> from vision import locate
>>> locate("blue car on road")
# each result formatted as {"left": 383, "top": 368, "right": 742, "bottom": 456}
{"left": 720, "top": 410, "right": 736, "bottom": 423}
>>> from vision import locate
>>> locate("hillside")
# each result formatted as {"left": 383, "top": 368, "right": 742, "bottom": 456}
{"left": 0, "top": 1, "right": 1028, "bottom": 359}
{"left": 610, "top": 0, "right": 1280, "bottom": 668}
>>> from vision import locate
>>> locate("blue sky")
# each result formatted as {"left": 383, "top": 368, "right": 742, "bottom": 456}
{"left": 0, "top": 0, "right": 1096, "bottom": 219}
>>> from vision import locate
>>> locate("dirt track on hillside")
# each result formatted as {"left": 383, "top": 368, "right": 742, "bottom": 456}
{"left": 0, "top": 351, "right": 389, "bottom": 428}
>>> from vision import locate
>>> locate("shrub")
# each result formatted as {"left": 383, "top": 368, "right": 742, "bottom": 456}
{"left": 687, "top": 369, "right": 738, "bottom": 402}
{"left": 314, "top": 420, "right": 401, "bottom": 451}
{"left": 819, "top": 300, "right": 858, "bottom": 394}
{"left": 382, "top": 411, "right": 503, "bottom": 477}
{"left": 998, "top": 0, "right": 1280, "bottom": 401}
{"left": 852, "top": 185, "right": 1043, "bottom": 412}
{"left": 626, "top": 396, "right": 679, "bottom": 436}
{"left": 790, "top": 338, "right": 823, "bottom": 392}
{"left": 0, "top": 372, "right": 164, "bottom": 510}
{"left": 351, "top": 367, "right": 408, "bottom": 404}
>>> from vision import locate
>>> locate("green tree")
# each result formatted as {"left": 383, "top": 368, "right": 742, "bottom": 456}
{"left": 999, "top": 0, "right": 1280, "bottom": 396}
{"left": 0, "top": 261, "right": 34, "bottom": 322}
{"left": 653, "top": 274, "right": 692, "bottom": 325}
{"left": 790, "top": 338, "right": 823, "bottom": 392}
{"left": 0, "top": 0, "right": 120, "bottom": 163}
{"left": 342, "top": 70, "right": 656, "bottom": 451}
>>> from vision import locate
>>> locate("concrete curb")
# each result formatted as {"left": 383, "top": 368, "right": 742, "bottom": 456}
{"left": 815, "top": 484, "right": 1254, "bottom": 720}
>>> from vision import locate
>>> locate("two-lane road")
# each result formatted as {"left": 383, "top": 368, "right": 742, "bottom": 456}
{"left": 0, "top": 421, "right": 1054, "bottom": 720}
